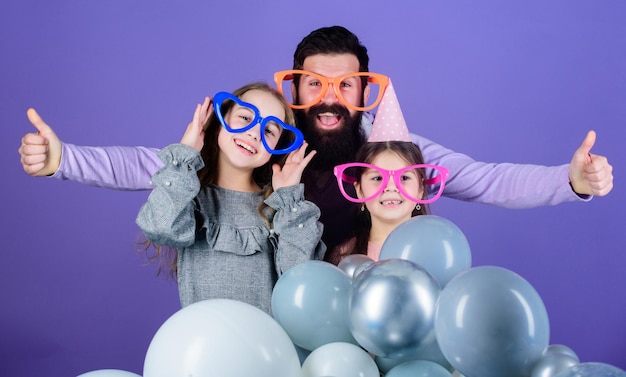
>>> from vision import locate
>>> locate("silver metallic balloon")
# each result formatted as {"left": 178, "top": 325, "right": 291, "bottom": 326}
{"left": 531, "top": 353, "right": 580, "bottom": 377}
{"left": 353, "top": 260, "right": 376, "bottom": 279}
{"left": 542, "top": 344, "right": 579, "bottom": 362}
{"left": 349, "top": 259, "right": 441, "bottom": 358}
{"left": 338, "top": 254, "right": 375, "bottom": 279}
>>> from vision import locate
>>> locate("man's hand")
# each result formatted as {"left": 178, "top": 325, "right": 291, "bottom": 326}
{"left": 569, "top": 130, "right": 613, "bottom": 196}
{"left": 18, "top": 108, "right": 63, "bottom": 176}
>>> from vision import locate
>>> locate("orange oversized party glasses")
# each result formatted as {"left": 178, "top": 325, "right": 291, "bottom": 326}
{"left": 274, "top": 70, "right": 390, "bottom": 111}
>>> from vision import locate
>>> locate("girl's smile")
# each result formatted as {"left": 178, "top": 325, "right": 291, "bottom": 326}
{"left": 233, "top": 136, "right": 259, "bottom": 155}
{"left": 357, "top": 150, "right": 423, "bottom": 225}
{"left": 217, "top": 89, "right": 286, "bottom": 174}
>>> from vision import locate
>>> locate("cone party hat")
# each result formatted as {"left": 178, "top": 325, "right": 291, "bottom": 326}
{"left": 368, "top": 80, "right": 411, "bottom": 142}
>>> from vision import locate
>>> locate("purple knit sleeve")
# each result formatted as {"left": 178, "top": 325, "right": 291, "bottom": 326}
{"left": 413, "top": 134, "right": 590, "bottom": 208}
{"left": 51, "top": 143, "right": 163, "bottom": 190}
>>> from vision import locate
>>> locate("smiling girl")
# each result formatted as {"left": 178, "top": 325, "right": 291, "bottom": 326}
{"left": 326, "top": 82, "right": 448, "bottom": 265}
{"left": 136, "top": 82, "right": 325, "bottom": 314}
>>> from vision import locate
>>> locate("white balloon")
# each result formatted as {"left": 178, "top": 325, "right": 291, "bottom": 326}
{"left": 77, "top": 370, "right": 141, "bottom": 377}
{"left": 143, "top": 299, "right": 302, "bottom": 377}
{"left": 301, "top": 342, "right": 379, "bottom": 377}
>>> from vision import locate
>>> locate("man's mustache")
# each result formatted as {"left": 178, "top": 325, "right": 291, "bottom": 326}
{"left": 306, "top": 104, "right": 351, "bottom": 118}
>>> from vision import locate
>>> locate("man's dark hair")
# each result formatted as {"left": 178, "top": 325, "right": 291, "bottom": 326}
{"left": 293, "top": 26, "right": 369, "bottom": 72}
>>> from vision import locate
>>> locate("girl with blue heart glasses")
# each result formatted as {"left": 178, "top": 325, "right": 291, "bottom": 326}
{"left": 136, "top": 82, "right": 325, "bottom": 314}
{"left": 213, "top": 91, "right": 304, "bottom": 154}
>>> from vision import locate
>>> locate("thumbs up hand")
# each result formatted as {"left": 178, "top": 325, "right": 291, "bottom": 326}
{"left": 18, "top": 108, "right": 63, "bottom": 176}
{"left": 569, "top": 130, "right": 613, "bottom": 196}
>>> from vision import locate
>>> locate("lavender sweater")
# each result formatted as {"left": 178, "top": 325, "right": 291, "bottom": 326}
{"left": 52, "top": 120, "right": 586, "bottom": 250}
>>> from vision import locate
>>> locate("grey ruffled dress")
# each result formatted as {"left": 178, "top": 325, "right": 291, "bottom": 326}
{"left": 136, "top": 144, "right": 326, "bottom": 314}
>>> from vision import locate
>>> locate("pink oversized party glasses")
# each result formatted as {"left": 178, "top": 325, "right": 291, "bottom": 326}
{"left": 333, "top": 163, "right": 450, "bottom": 204}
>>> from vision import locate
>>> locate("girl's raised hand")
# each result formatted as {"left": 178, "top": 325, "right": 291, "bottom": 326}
{"left": 272, "top": 141, "right": 316, "bottom": 190}
{"left": 181, "top": 96, "right": 212, "bottom": 152}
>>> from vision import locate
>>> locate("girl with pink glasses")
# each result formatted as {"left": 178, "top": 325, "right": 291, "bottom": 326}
{"left": 326, "top": 82, "right": 448, "bottom": 265}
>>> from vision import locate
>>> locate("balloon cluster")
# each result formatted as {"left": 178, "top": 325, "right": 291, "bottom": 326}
{"left": 78, "top": 215, "right": 625, "bottom": 377}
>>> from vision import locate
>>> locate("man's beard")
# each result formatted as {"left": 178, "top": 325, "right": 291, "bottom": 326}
{"left": 296, "top": 103, "right": 366, "bottom": 171}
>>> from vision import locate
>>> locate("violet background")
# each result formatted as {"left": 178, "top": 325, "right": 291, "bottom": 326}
{"left": 1, "top": 1, "right": 625, "bottom": 376}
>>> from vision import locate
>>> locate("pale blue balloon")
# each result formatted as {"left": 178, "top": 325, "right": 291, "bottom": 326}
{"left": 386, "top": 360, "right": 453, "bottom": 377}
{"left": 553, "top": 362, "right": 626, "bottom": 377}
{"left": 271, "top": 260, "right": 357, "bottom": 351}
{"left": 143, "top": 299, "right": 301, "bottom": 377}
{"left": 349, "top": 259, "right": 440, "bottom": 358}
{"left": 301, "top": 342, "right": 380, "bottom": 377}
{"left": 379, "top": 215, "right": 471, "bottom": 287}
{"left": 77, "top": 371, "right": 141, "bottom": 377}
{"left": 435, "top": 266, "right": 550, "bottom": 377}
{"left": 376, "top": 338, "right": 453, "bottom": 374}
